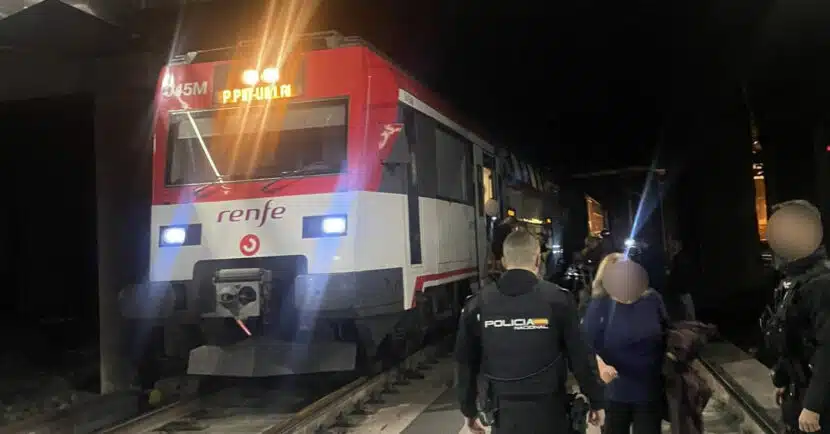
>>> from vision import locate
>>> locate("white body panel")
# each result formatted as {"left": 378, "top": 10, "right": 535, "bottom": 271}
{"left": 398, "top": 89, "right": 499, "bottom": 287}
{"left": 149, "top": 191, "right": 477, "bottom": 310}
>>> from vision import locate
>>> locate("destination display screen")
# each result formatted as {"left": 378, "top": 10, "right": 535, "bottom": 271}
{"left": 218, "top": 84, "right": 294, "bottom": 105}
{"left": 212, "top": 55, "right": 304, "bottom": 106}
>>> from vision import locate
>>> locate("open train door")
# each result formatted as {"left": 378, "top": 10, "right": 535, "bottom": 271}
{"left": 474, "top": 151, "right": 499, "bottom": 283}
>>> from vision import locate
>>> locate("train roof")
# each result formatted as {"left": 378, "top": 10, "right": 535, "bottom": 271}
{"left": 167, "top": 31, "right": 558, "bottom": 194}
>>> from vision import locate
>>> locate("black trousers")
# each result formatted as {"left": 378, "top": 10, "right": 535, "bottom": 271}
{"left": 781, "top": 423, "right": 826, "bottom": 434}
{"left": 781, "top": 387, "right": 827, "bottom": 434}
{"left": 493, "top": 396, "right": 568, "bottom": 434}
{"left": 604, "top": 400, "right": 663, "bottom": 434}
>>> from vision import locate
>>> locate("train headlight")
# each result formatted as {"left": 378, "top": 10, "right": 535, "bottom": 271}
{"left": 242, "top": 69, "right": 259, "bottom": 86}
{"left": 302, "top": 215, "right": 348, "bottom": 238}
{"left": 322, "top": 216, "right": 347, "bottom": 235}
{"left": 261, "top": 67, "right": 280, "bottom": 83}
{"left": 159, "top": 225, "right": 202, "bottom": 247}
{"left": 162, "top": 227, "right": 186, "bottom": 245}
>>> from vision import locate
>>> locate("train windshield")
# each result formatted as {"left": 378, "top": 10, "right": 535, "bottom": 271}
{"left": 165, "top": 99, "right": 348, "bottom": 186}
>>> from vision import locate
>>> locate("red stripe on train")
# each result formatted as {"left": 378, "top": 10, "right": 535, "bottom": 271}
{"left": 410, "top": 267, "right": 477, "bottom": 307}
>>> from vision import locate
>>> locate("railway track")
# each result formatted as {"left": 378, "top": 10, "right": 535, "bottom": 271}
{"left": 6, "top": 334, "right": 783, "bottom": 434}
{"left": 693, "top": 357, "right": 781, "bottom": 434}
{"left": 95, "top": 335, "right": 453, "bottom": 434}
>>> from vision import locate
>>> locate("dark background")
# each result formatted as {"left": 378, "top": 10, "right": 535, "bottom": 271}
{"left": 0, "top": 0, "right": 829, "bottom": 368}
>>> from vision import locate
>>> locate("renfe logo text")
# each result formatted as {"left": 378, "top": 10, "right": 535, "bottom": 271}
{"left": 217, "top": 200, "right": 286, "bottom": 227}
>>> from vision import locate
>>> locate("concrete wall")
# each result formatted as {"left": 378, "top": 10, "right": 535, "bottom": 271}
{"left": 0, "top": 53, "right": 87, "bottom": 102}
{"left": 0, "top": 50, "right": 164, "bottom": 392}
{"left": 94, "top": 53, "right": 162, "bottom": 392}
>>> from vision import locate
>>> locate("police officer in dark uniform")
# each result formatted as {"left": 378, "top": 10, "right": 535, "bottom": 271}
{"left": 761, "top": 200, "right": 830, "bottom": 433}
{"left": 456, "top": 230, "right": 606, "bottom": 433}
{"left": 492, "top": 214, "right": 519, "bottom": 262}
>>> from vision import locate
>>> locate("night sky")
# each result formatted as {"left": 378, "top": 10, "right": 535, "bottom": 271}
{"left": 307, "top": 0, "right": 830, "bottom": 176}
{"left": 323, "top": 0, "right": 667, "bottom": 173}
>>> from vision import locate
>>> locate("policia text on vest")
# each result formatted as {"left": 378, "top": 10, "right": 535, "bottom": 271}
{"left": 455, "top": 268, "right": 606, "bottom": 434}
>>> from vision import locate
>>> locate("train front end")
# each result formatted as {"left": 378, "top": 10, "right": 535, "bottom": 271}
{"left": 124, "top": 44, "right": 384, "bottom": 378}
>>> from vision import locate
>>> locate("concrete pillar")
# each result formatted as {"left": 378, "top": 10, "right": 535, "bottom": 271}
{"left": 668, "top": 82, "right": 764, "bottom": 310}
{"left": 92, "top": 53, "right": 161, "bottom": 394}
{"left": 748, "top": 0, "right": 830, "bottom": 231}
{"left": 698, "top": 114, "right": 763, "bottom": 296}
{"left": 660, "top": 0, "right": 767, "bottom": 310}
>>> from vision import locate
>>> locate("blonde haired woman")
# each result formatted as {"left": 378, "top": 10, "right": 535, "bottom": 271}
{"left": 581, "top": 253, "right": 667, "bottom": 434}
{"left": 590, "top": 252, "right": 624, "bottom": 298}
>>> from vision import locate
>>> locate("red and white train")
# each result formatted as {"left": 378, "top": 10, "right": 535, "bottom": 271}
{"left": 121, "top": 31, "right": 560, "bottom": 378}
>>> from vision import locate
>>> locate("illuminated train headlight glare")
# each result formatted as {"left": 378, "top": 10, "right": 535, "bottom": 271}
{"left": 242, "top": 69, "right": 259, "bottom": 86}
{"left": 161, "top": 227, "right": 186, "bottom": 245}
{"left": 322, "top": 217, "right": 347, "bottom": 235}
{"left": 302, "top": 215, "right": 347, "bottom": 238}
{"left": 261, "top": 68, "right": 279, "bottom": 83}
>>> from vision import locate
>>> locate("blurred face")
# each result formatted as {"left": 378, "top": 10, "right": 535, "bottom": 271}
{"left": 602, "top": 260, "right": 649, "bottom": 303}
{"left": 768, "top": 206, "right": 823, "bottom": 260}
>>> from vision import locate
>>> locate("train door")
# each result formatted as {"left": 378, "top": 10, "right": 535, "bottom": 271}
{"left": 474, "top": 151, "right": 497, "bottom": 281}
{"left": 401, "top": 108, "right": 423, "bottom": 266}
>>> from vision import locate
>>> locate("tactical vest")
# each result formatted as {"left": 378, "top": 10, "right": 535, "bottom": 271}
{"left": 479, "top": 282, "right": 563, "bottom": 396}
{"left": 762, "top": 259, "right": 830, "bottom": 360}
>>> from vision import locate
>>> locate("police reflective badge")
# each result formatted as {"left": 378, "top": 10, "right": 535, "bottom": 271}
{"left": 783, "top": 279, "right": 793, "bottom": 289}
{"left": 483, "top": 317, "right": 550, "bottom": 330}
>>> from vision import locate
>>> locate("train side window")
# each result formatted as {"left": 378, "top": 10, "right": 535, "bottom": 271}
{"left": 483, "top": 154, "right": 496, "bottom": 199}
{"left": 482, "top": 166, "right": 494, "bottom": 205}
{"left": 412, "top": 110, "right": 437, "bottom": 197}
{"left": 435, "top": 126, "right": 471, "bottom": 203}
{"left": 465, "top": 140, "right": 474, "bottom": 205}
{"left": 479, "top": 153, "right": 496, "bottom": 216}
{"left": 401, "top": 105, "right": 418, "bottom": 182}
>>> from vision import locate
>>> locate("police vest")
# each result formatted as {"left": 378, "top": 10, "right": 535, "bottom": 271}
{"left": 763, "top": 260, "right": 830, "bottom": 360}
{"left": 479, "top": 282, "right": 562, "bottom": 396}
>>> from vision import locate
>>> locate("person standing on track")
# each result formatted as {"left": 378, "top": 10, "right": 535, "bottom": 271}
{"left": 455, "top": 230, "right": 606, "bottom": 433}
{"left": 761, "top": 200, "right": 830, "bottom": 434}
{"left": 581, "top": 253, "right": 668, "bottom": 434}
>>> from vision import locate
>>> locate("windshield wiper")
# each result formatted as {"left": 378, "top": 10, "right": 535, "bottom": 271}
{"left": 183, "top": 109, "right": 227, "bottom": 198}
{"left": 260, "top": 163, "right": 331, "bottom": 192}
{"left": 193, "top": 176, "right": 227, "bottom": 196}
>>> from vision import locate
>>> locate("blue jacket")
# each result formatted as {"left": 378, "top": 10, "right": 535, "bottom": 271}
{"left": 581, "top": 290, "right": 667, "bottom": 403}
